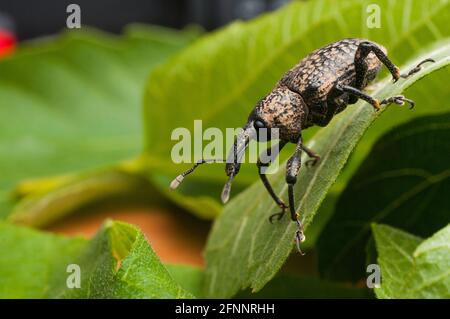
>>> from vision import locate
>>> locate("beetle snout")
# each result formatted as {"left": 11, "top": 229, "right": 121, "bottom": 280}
{"left": 221, "top": 122, "right": 257, "bottom": 203}
{"left": 225, "top": 122, "right": 257, "bottom": 173}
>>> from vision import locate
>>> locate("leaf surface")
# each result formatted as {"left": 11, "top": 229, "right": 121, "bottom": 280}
{"left": 0, "top": 221, "right": 192, "bottom": 298}
{"left": 0, "top": 26, "right": 196, "bottom": 222}
{"left": 373, "top": 223, "right": 450, "bottom": 298}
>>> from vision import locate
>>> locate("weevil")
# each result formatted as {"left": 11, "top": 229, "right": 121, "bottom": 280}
{"left": 170, "top": 38, "right": 434, "bottom": 253}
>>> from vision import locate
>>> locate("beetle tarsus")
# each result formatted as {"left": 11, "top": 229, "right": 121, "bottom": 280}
{"left": 294, "top": 220, "right": 306, "bottom": 255}
{"left": 400, "top": 58, "right": 435, "bottom": 79}
{"left": 268, "top": 203, "right": 288, "bottom": 223}
{"left": 381, "top": 95, "right": 415, "bottom": 109}
{"left": 305, "top": 155, "right": 320, "bottom": 167}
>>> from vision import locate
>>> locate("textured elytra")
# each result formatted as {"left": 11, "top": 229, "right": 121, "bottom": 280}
{"left": 254, "top": 38, "right": 384, "bottom": 143}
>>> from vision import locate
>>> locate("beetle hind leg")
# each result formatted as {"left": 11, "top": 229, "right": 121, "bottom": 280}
{"left": 354, "top": 41, "right": 435, "bottom": 85}
{"left": 354, "top": 41, "right": 402, "bottom": 85}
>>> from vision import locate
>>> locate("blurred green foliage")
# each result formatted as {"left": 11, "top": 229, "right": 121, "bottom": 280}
{"left": 0, "top": 221, "right": 193, "bottom": 298}
{"left": 318, "top": 113, "right": 450, "bottom": 282}
{"left": 0, "top": 25, "right": 198, "bottom": 221}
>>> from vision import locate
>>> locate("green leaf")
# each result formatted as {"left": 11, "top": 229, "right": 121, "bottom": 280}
{"left": 143, "top": 0, "right": 450, "bottom": 219}
{"left": 0, "top": 26, "right": 196, "bottom": 221}
{"left": 0, "top": 222, "right": 86, "bottom": 298}
{"left": 0, "top": 221, "right": 193, "bottom": 298}
{"left": 318, "top": 113, "right": 450, "bottom": 281}
{"left": 203, "top": 41, "right": 450, "bottom": 297}
{"left": 165, "top": 264, "right": 205, "bottom": 298}
{"left": 372, "top": 223, "right": 450, "bottom": 298}
{"left": 63, "top": 221, "right": 193, "bottom": 298}
{"left": 7, "top": 165, "right": 163, "bottom": 227}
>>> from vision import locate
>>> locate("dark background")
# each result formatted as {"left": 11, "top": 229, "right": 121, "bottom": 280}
{"left": 0, "top": 0, "right": 290, "bottom": 40}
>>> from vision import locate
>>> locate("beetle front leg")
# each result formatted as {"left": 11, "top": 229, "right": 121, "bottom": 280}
{"left": 286, "top": 136, "right": 306, "bottom": 254}
{"left": 286, "top": 142, "right": 302, "bottom": 222}
{"left": 257, "top": 141, "right": 289, "bottom": 223}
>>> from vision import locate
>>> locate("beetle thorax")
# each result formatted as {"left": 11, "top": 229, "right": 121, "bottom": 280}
{"left": 254, "top": 86, "right": 307, "bottom": 142}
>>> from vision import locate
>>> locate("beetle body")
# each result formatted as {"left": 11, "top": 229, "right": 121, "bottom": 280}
{"left": 253, "top": 38, "right": 385, "bottom": 142}
{"left": 171, "top": 38, "right": 433, "bottom": 253}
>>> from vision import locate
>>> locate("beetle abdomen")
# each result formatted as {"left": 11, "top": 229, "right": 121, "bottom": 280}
{"left": 280, "top": 38, "right": 384, "bottom": 107}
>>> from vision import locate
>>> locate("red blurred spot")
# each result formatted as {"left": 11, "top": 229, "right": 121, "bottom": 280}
{"left": 0, "top": 30, "right": 16, "bottom": 58}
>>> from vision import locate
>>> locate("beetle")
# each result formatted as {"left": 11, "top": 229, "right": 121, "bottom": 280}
{"left": 170, "top": 38, "right": 434, "bottom": 253}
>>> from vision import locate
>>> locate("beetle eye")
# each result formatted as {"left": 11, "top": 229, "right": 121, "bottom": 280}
{"left": 254, "top": 120, "right": 265, "bottom": 130}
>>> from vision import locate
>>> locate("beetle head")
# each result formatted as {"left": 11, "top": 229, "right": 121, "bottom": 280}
{"left": 221, "top": 86, "right": 306, "bottom": 203}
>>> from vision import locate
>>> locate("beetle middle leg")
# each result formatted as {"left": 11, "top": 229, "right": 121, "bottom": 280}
{"left": 286, "top": 134, "right": 306, "bottom": 254}
{"left": 335, "top": 84, "right": 415, "bottom": 111}
{"left": 313, "top": 82, "right": 351, "bottom": 127}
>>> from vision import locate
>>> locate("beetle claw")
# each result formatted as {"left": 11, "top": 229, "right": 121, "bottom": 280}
{"left": 294, "top": 220, "right": 306, "bottom": 255}
{"left": 269, "top": 203, "right": 288, "bottom": 223}
{"left": 305, "top": 156, "right": 320, "bottom": 167}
